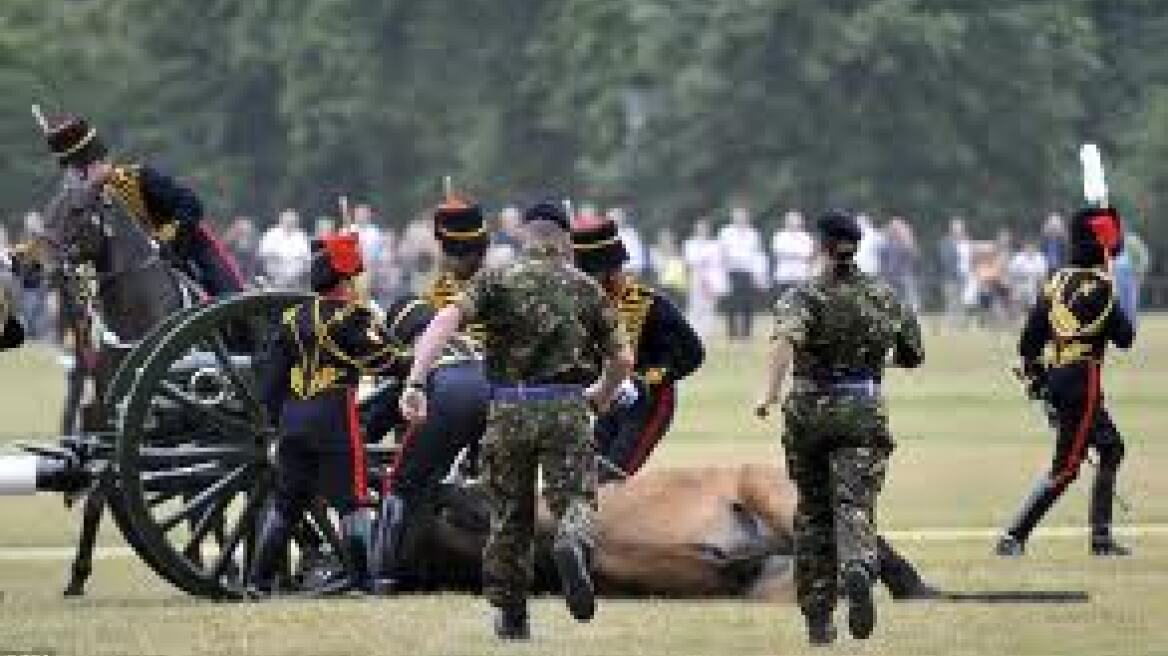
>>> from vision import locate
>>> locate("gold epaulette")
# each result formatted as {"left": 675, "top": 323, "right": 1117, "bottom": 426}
{"left": 617, "top": 278, "right": 654, "bottom": 348}
{"left": 425, "top": 271, "right": 486, "bottom": 350}
{"left": 104, "top": 164, "right": 178, "bottom": 242}
{"left": 1046, "top": 268, "right": 1113, "bottom": 339}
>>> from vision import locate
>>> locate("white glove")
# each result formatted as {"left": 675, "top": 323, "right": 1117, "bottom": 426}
{"left": 613, "top": 378, "right": 641, "bottom": 409}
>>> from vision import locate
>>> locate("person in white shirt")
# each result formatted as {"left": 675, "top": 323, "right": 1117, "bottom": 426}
{"left": 608, "top": 206, "right": 646, "bottom": 276}
{"left": 1007, "top": 241, "right": 1048, "bottom": 311}
{"left": 770, "top": 210, "right": 815, "bottom": 298}
{"left": 352, "top": 203, "right": 385, "bottom": 267}
{"left": 683, "top": 219, "right": 726, "bottom": 338}
{"left": 717, "top": 206, "right": 764, "bottom": 339}
{"left": 854, "top": 213, "right": 881, "bottom": 276}
{"left": 938, "top": 217, "right": 973, "bottom": 327}
{"left": 257, "top": 209, "right": 311, "bottom": 289}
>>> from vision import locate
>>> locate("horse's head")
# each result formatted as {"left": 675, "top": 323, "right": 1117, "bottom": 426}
{"left": 38, "top": 177, "right": 105, "bottom": 274}
{"left": 38, "top": 173, "right": 180, "bottom": 344}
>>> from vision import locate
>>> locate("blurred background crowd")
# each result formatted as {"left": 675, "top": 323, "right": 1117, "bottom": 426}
{"left": 2, "top": 200, "right": 1151, "bottom": 344}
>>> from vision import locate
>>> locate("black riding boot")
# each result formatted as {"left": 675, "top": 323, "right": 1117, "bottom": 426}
{"left": 998, "top": 477, "right": 1063, "bottom": 555}
{"left": 248, "top": 506, "right": 291, "bottom": 597}
{"left": 1090, "top": 464, "right": 1131, "bottom": 556}
{"left": 805, "top": 612, "right": 837, "bottom": 646}
{"left": 493, "top": 604, "right": 531, "bottom": 640}
{"left": 371, "top": 494, "right": 408, "bottom": 593}
{"left": 340, "top": 508, "right": 374, "bottom": 593}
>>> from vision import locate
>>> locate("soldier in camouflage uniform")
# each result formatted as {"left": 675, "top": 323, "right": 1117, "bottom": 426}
{"left": 400, "top": 200, "right": 633, "bottom": 639}
{"left": 756, "top": 210, "right": 924, "bottom": 645}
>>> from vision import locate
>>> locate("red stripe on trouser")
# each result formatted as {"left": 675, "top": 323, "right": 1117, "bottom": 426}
{"left": 626, "top": 385, "right": 675, "bottom": 474}
{"left": 347, "top": 389, "right": 368, "bottom": 503}
{"left": 1055, "top": 363, "right": 1099, "bottom": 486}
{"left": 383, "top": 426, "right": 419, "bottom": 493}
{"left": 195, "top": 223, "right": 246, "bottom": 289}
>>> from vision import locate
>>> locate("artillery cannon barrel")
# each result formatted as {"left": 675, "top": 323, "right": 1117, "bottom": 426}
{"left": 0, "top": 453, "right": 91, "bottom": 495}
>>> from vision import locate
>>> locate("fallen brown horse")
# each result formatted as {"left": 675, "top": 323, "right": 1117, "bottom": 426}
{"left": 399, "top": 463, "right": 935, "bottom": 600}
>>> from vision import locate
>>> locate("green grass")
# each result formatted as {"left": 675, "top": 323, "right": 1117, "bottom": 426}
{"left": 0, "top": 317, "right": 1165, "bottom": 655}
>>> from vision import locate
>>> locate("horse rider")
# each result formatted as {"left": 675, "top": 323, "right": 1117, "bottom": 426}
{"left": 41, "top": 114, "right": 245, "bottom": 297}
{"left": 571, "top": 214, "right": 704, "bottom": 479}
{"left": 996, "top": 204, "right": 1135, "bottom": 557}
{"left": 400, "top": 200, "right": 633, "bottom": 639}
{"left": 756, "top": 210, "right": 924, "bottom": 645}
{"left": 372, "top": 196, "right": 492, "bottom": 590}
{"left": 251, "top": 232, "right": 409, "bottom": 595}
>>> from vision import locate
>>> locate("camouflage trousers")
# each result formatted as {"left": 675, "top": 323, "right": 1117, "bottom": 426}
{"left": 480, "top": 397, "right": 597, "bottom": 608}
{"left": 782, "top": 396, "right": 893, "bottom": 618}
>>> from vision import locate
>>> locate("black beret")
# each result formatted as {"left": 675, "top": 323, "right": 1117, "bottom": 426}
{"left": 523, "top": 200, "right": 571, "bottom": 232}
{"left": 433, "top": 201, "right": 488, "bottom": 255}
{"left": 816, "top": 209, "right": 862, "bottom": 243}
{"left": 572, "top": 219, "right": 628, "bottom": 274}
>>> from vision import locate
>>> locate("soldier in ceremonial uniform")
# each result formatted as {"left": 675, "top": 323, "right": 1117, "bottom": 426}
{"left": 571, "top": 215, "right": 704, "bottom": 478}
{"left": 0, "top": 267, "right": 25, "bottom": 350}
{"left": 372, "top": 197, "right": 492, "bottom": 589}
{"left": 251, "top": 232, "right": 407, "bottom": 595}
{"left": 42, "top": 115, "right": 244, "bottom": 296}
{"left": 756, "top": 210, "right": 923, "bottom": 645}
{"left": 996, "top": 205, "right": 1135, "bottom": 557}
{"left": 400, "top": 200, "right": 633, "bottom": 639}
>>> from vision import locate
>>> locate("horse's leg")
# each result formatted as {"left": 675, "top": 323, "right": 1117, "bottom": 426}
{"left": 64, "top": 472, "right": 109, "bottom": 597}
{"left": 876, "top": 535, "right": 939, "bottom": 599}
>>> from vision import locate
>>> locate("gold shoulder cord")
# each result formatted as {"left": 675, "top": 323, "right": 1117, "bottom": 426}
{"left": 618, "top": 279, "right": 653, "bottom": 348}
{"left": 106, "top": 165, "right": 179, "bottom": 242}
{"left": 317, "top": 299, "right": 401, "bottom": 375}
{"left": 1046, "top": 268, "right": 1114, "bottom": 365}
{"left": 426, "top": 271, "right": 487, "bottom": 352}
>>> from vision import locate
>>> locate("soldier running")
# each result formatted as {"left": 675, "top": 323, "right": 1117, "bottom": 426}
{"left": 251, "top": 232, "right": 408, "bottom": 595}
{"left": 571, "top": 214, "right": 704, "bottom": 478}
{"left": 996, "top": 204, "right": 1135, "bottom": 557}
{"left": 39, "top": 113, "right": 244, "bottom": 297}
{"left": 756, "top": 210, "right": 924, "bottom": 645}
{"left": 400, "top": 200, "right": 633, "bottom": 639}
{"left": 372, "top": 196, "right": 492, "bottom": 590}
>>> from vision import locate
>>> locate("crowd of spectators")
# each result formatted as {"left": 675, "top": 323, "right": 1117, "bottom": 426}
{"left": 2, "top": 201, "right": 1154, "bottom": 344}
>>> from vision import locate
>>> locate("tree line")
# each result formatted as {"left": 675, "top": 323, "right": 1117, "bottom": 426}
{"left": 2, "top": 0, "right": 1166, "bottom": 265}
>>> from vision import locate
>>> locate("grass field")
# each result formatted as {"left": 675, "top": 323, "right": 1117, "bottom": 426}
{"left": 0, "top": 317, "right": 1165, "bottom": 655}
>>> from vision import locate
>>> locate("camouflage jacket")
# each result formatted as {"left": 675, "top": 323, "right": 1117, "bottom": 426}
{"left": 455, "top": 244, "right": 626, "bottom": 385}
{"left": 772, "top": 262, "right": 923, "bottom": 384}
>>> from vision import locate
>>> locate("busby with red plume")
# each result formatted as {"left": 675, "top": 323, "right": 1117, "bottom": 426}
{"left": 310, "top": 232, "right": 364, "bottom": 293}
{"left": 1070, "top": 205, "right": 1124, "bottom": 266}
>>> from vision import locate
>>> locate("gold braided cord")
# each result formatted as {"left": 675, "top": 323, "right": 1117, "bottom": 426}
{"left": 437, "top": 225, "right": 487, "bottom": 239}
{"left": 55, "top": 128, "right": 96, "bottom": 158}
{"left": 387, "top": 298, "right": 427, "bottom": 337}
{"left": 573, "top": 237, "right": 619, "bottom": 251}
{"left": 617, "top": 279, "right": 653, "bottom": 348}
{"left": 1047, "top": 268, "right": 1114, "bottom": 339}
